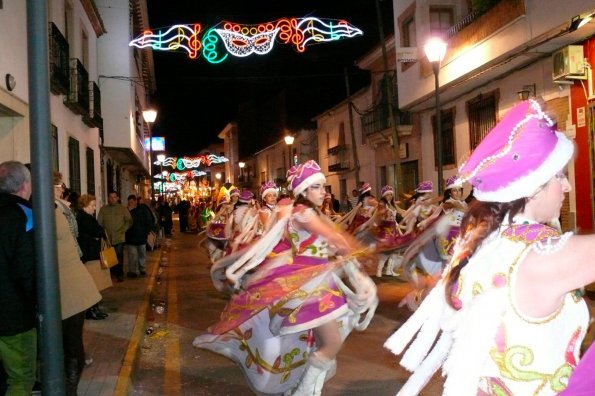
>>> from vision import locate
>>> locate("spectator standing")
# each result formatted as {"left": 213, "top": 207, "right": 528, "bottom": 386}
{"left": 53, "top": 175, "right": 101, "bottom": 395}
{"left": 157, "top": 199, "right": 173, "bottom": 237}
{"left": 97, "top": 192, "right": 132, "bottom": 282}
{"left": 125, "top": 195, "right": 154, "bottom": 277}
{"left": 0, "top": 161, "right": 37, "bottom": 395}
{"left": 75, "top": 194, "right": 111, "bottom": 320}
{"left": 177, "top": 199, "right": 190, "bottom": 232}
{"left": 331, "top": 193, "right": 341, "bottom": 213}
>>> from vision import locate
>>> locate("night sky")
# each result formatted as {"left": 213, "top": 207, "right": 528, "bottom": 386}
{"left": 146, "top": 0, "right": 394, "bottom": 157}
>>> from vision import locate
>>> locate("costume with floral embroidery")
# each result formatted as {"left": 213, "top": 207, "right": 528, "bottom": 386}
{"left": 385, "top": 218, "right": 589, "bottom": 396}
{"left": 194, "top": 206, "right": 355, "bottom": 395}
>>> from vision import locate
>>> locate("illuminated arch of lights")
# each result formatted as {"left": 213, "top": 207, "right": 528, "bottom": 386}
{"left": 159, "top": 154, "right": 229, "bottom": 170}
{"left": 129, "top": 17, "right": 363, "bottom": 63}
{"left": 154, "top": 170, "right": 207, "bottom": 181}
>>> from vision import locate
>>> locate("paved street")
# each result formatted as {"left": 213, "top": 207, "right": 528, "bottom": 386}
{"left": 79, "top": 217, "right": 595, "bottom": 395}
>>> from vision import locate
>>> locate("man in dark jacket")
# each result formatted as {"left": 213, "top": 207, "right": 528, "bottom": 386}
{"left": 0, "top": 161, "right": 37, "bottom": 395}
{"left": 125, "top": 195, "right": 154, "bottom": 277}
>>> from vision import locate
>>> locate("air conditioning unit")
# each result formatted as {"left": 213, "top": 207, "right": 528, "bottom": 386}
{"left": 552, "top": 45, "right": 586, "bottom": 81}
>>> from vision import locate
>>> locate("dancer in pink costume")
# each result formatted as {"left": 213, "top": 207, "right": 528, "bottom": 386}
{"left": 258, "top": 180, "right": 279, "bottom": 234}
{"left": 194, "top": 160, "right": 378, "bottom": 396}
{"left": 371, "top": 185, "right": 409, "bottom": 277}
{"left": 385, "top": 99, "right": 595, "bottom": 395}
{"left": 340, "top": 182, "right": 378, "bottom": 235}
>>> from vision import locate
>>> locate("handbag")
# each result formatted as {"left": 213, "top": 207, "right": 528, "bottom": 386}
{"left": 99, "top": 237, "right": 118, "bottom": 269}
{"left": 147, "top": 231, "right": 157, "bottom": 250}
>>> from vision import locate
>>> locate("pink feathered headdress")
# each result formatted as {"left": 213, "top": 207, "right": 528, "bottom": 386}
{"left": 458, "top": 100, "right": 574, "bottom": 202}
{"left": 260, "top": 180, "right": 278, "bottom": 199}
{"left": 286, "top": 160, "right": 326, "bottom": 196}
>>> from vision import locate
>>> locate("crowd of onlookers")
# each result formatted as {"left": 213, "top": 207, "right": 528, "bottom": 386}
{"left": 0, "top": 161, "right": 174, "bottom": 395}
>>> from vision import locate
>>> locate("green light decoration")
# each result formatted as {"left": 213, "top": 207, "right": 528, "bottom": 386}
{"left": 129, "top": 17, "right": 363, "bottom": 64}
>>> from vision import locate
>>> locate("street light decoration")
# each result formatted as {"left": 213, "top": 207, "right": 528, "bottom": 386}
{"left": 129, "top": 17, "right": 363, "bottom": 63}
{"left": 157, "top": 154, "right": 229, "bottom": 170}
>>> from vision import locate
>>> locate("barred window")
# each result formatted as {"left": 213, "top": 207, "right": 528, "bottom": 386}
{"left": 432, "top": 108, "right": 456, "bottom": 167}
{"left": 68, "top": 137, "right": 81, "bottom": 193}
{"left": 467, "top": 92, "right": 498, "bottom": 149}
{"left": 51, "top": 124, "right": 59, "bottom": 172}
{"left": 86, "top": 147, "right": 95, "bottom": 195}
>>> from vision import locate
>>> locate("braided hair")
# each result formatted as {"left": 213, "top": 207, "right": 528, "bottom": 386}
{"left": 444, "top": 198, "right": 527, "bottom": 308}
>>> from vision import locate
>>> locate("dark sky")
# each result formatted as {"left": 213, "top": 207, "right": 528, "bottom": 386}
{"left": 146, "top": 0, "right": 394, "bottom": 156}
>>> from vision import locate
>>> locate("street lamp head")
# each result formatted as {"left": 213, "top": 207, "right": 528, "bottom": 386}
{"left": 142, "top": 109, "right": 157, "bottom": 123}
{"left": 215, "top": 172, "right": 222, "bottom": 180}
{"left": 284, "top": 135, "right": 295, "bottom": 145}
{"left": 157, "top": 154, "right": 166, "bottom": 162}
{"left": 238, "top": 161, "right": 245, "bottom": 168}
{"left": 424, "top": 37, "right": 447, "bottom": 64}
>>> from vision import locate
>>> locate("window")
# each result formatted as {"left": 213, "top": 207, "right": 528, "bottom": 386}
{"left": 81, "top": 30, "right": 89, "bottom": 69}
{"left": 338, "top": 122, "right": 345, "bottom": 145}
{"left": 86, "top": 147, "right": 95, "bottom": 195}
{"left": 68, "top": 137, "right": 81, "bottom": 193}
{"left": 432, "top": 108, "right": 456, "bottom": 167}
{"left": 429, "top": 7, "right": 454, "bottom": 37}
{"left": 398, "top": 2, "right": 417, "bottom": 71}
{"left": 403, "top": 17, "right": 416, "bottom": 47}
{"left": 467, "top": 92, "right": 498, "bottom": 149}
{"left": 51, "top": 125, "right": 59, "bottom": 171}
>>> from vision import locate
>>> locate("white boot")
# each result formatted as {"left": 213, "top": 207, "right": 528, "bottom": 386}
{"left": 376, "top": 260, "right": 384, "bottom": 277}
{"left": 385, "top": 257, "right": 395, "bottom": 276}
{"left": 292, "top": 352, "right": 334, "bottom": 396}
{"left": 389, "top": 255, "right": 403, "bottom": 276}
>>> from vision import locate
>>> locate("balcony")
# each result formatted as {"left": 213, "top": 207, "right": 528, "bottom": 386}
{"left": 64, "top": 58, "right": 89, "bottom": 116}
{"left": 327, "top": 144, "right": 348, "bottom": 155}
{"left": 49, "top": 22, "right": 70, "bottom": 95}
{"left": 445, "top": 0, "right": 525, "bottom": 61}
{"left": 361, "top": 103, "right": 412, "bottom": 137}
{"left": 327, "top": 144, "right": 350, "bottom": 173}
{"left": 83, "top": 81, "right": 103, "bottom": 128}
{"left": 328, "top": 161, "right": 351, "bottom": 173}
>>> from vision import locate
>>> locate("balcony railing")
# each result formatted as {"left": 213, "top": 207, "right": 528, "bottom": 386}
{"left": 83, "top": 81, "right": 103, "bottom": 128}
{"left": 361, "top": 103, "right": 412, "bottom": 136}
{"left": 64, "top": 58, "right": 89, "bottom": 116}
{"left": 327, "top": 144, "right": 348, "bottom": 155}
{"left": 328, "top": 161, "right": 351, "bottom": 173}
{"left": 49, "top": 22, "right": 70, "bottom": 95}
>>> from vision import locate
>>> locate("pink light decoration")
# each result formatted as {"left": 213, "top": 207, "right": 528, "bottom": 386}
{"left": 160, "top": 154, "right": 229, "bottom": 170}
{"left": 129, "top": 17, "right": 363, "bottom": 62}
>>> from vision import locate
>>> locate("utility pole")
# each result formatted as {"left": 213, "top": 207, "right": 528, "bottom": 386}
{"left": 376, "top": 0, "right": 404, "bottom": 197}
{"left": 344, "top": 67, "right": 361, "bottom": 188}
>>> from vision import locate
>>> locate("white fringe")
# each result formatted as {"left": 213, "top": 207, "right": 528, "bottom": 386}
{"left": 442, "top": 288, "right": 507, "bottom": 396}
{"left": 384, "top": 281, "right": 449, "bottom": 357}
{"left": 397, "top": 331, "right": 453, "bottom": 396}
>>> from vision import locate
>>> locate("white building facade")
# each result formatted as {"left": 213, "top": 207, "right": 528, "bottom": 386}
{"left": 392, "top": 0, "right": 595, "bottom": 231}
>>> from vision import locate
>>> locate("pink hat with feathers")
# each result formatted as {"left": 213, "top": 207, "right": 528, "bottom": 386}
{"left": 260, "top": 180, "right": 278, "bottom": 198}
{"left": 381, "top": 185, "right": 394, "bottom": 197}
{"left": 416, "top": 181, "right": 433, "bottom": 193}
{"left": 286, "top": 160, "right": 326, "bottom": 196}
{"left": 458, "top": 100, "right": 574, "bottom": 202}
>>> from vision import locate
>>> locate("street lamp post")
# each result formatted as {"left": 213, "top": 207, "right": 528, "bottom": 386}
{"left": 157, "top": 154, "right": 166, "bottom": 198}
{"left": 284, "top": 135, "right": 295, "bottom": 170}
{"left": 142, "top": 108, "right": 157, "bottom": 201}
{"left": 238, "top": 161, "right": 245, "bottom": 184}
{"left": 424, "top": 37, "right": 447, "bottom": 195}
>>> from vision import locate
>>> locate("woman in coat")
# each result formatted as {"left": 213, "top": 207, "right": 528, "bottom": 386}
{"left": 53, "top": 176, "right": 101, "bottom": 395}
{"left": 76, "top": 194, "right": 112, "bottom": 319}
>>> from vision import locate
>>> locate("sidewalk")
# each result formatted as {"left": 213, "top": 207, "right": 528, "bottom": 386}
{"left": 78, "top": 241, "right": 165, "bottom": 396}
